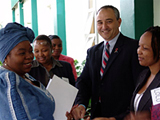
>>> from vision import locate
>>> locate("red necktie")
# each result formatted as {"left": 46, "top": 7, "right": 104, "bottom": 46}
{"left": 100, "top": 42, "right": 110, "bottom": 79}
{"left": 99, "top": 42, "right": 110, "bottom": 102}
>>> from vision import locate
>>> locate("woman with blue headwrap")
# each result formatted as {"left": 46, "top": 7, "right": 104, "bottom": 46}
{"left": 0, "top": 22, "right": 55, "bottom": 120}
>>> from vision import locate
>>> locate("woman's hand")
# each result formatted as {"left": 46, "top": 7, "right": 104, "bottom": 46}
{"left": 66, "top": 104, "right": 79, "bottom": 120}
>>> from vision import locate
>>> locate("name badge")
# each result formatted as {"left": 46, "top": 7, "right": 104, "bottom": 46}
{"left": 151, "top": 87, "right": 160, "bottom": 105}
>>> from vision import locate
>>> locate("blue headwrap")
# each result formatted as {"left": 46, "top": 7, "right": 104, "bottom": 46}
{"left": 0, "top": 22, "right": 35, "bottom": 63}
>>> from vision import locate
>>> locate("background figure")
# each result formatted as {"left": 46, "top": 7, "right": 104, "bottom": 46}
{"left": 124, "top": 26, "right": 160, "bottom": 120}
{"left": 71, "top": 5, "right": 145, "bottom": 120}
{"left": 29, "top": 35, "right": 75, "bottom": 87}
{"left": 0, "top": 22, "right": 55, "bottom": 120}
{"left": 48, "top": 35, "right": 77, "bottom": 80}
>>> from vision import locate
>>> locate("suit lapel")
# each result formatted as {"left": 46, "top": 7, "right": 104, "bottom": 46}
{"left": 95, "top": 43, "right": 103, "bottom": 79}
{"left": 138, "top": 71, "right": 160, "bottom": 110}
{"left": 129, "top": 69, "right": 151, "bottom": 111}
{"left": 130, "top": 70, "right": 149, "bottom": 111}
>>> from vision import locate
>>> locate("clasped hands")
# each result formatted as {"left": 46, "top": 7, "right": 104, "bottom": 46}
{"left": 66, "top": 104, "right": 87, "bottom": 120}
{"left": 66, "top": 105, "right": 116, "bottom": 120}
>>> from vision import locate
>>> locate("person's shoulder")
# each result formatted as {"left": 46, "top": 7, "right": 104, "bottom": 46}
{"left": 59, "top": 60, "right": 71, "bottom": 67}
{"left": 120, "top": 33, "right": 138, "bottom": 43}
{"left": 0, "top": 67, "right": 9, "bottom": 89}
{"left": 0, "top": 66, "right": 7, "bottom": 74}
{"left": 88, "top": 41, "right": 104, "bottom": 52}
{"left": 136, "top": 68, "right": 149, "bottom": 84}
{"left": 0, "top": 66, "right": 16, "bottom": 76}
{"left": 0, "top": 67, "right": 18, "bottom": 85}
{"left": 60, "top": 54, "right": 74, "bottom": 61}
{"left": 58, "top": 60, "right": 72, "bottom": 71}
{"left": 137, "top": 68, "right": 150, "bottom": 81}
{"left": 140, "top": 68, "right": 149, "bottom": 75}
{"left": 119, "top": 33, "right": 139, "bottom": 50}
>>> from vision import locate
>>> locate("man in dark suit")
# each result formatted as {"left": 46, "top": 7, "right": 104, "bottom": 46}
{"left": 72, "top": 5, "right": 145, "bottom": 120}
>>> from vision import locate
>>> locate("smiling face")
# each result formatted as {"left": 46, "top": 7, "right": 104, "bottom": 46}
{"left": 96, "top": 8, "right": 121, "bottom": 41}
{"left": 34, "top": 40, "right": 52, "bottom": 65}
{"left": 51, "top": 38, "right": 62, "bottom": 60}
{"left": 4, "top": 41, "right": 34, "bottom": 77}
{"left": 137, "top": 32, "right": 158, "bottom": 67}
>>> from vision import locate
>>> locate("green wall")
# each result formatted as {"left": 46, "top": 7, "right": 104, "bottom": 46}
{"left": 134, "top": 0, "right": 153, "bottom": 39}
{"left": 120, "top": 0, "right": 153, "bottom": 40}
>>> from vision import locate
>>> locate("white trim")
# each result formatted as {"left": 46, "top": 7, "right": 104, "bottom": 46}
{"left": 6, "top": 72, "right": 17, "bottom": 120}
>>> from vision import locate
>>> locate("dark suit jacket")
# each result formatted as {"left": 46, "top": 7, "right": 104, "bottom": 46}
{"left": 75, "top": 33, "right": 145, "bottom": 120}
{"left": 130, "top": 69, "right": 160, "bottom": 112}
{"left": 29, "top": 59, "right": 75, "bottom": 87}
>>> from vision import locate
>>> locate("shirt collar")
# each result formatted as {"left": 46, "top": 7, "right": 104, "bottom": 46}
{"left": 32, "top": 56, "right": 63, "bottom": 68}
{"left": 103, "top": 32, "right": 120, "bottom": 53}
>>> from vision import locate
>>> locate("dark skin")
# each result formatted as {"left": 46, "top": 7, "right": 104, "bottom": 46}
{"left": 3, "top": 41, "right": 33, "bottom": 78}
{"left": 33, "top": 40, "right": 53, "bottom": 72}
{"left": 3, "top": 40, "right": 37, "bottom": 86}
{"left": 51, "top": 38, "right": 62, "bottom": 60}
{"left": 124, "top": 31, "right": 160, "bottom": 120}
